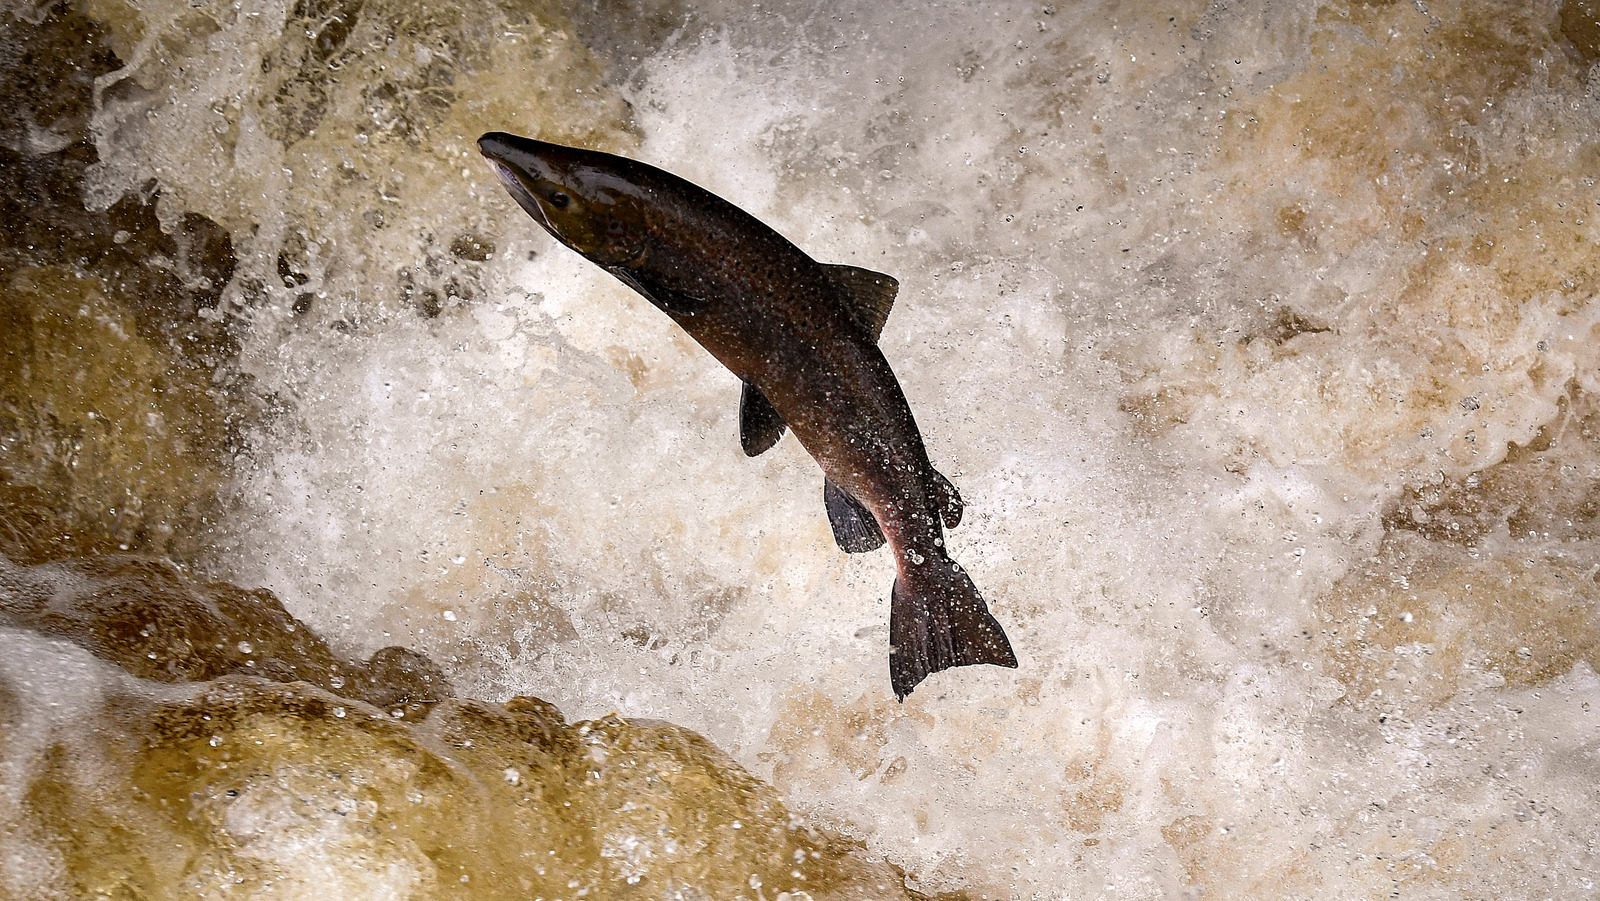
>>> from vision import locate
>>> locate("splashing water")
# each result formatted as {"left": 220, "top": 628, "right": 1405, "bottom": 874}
{"left": 4, "top": 0, "right": 1600, "bottom": 897}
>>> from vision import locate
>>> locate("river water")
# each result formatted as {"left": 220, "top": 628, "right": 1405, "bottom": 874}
{"left": 3, "top": 0, "right": 1599, "bottom": 897}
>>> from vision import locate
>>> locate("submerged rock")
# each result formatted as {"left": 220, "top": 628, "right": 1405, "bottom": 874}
{"left": 0, "top": 1, "right": 244, "bottom": 567}
{"left": 0, "top": 556, "right": 924, "bottom": 900}
{"left": 0, "top": 6, "right": 928, "bottom": 896}
{"left": 0, "top": 556, "right": 448, "bottom": 714}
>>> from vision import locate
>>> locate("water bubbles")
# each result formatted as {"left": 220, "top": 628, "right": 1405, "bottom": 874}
{"left": 236, "top": 641, "right": 253, "bottom": 655}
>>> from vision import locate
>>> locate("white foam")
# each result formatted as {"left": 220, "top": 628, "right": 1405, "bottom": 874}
{"left": 66, "top": 0, "right": 1600, "bottom": 895}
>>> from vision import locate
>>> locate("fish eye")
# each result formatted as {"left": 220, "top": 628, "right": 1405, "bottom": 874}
{"left": 548, "top": 190, "right": 571, "bottom": 210}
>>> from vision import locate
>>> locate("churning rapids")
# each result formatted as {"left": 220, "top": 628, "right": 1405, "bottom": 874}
{"left": 3, "top": 0, "right": 1600, "bottom": 898}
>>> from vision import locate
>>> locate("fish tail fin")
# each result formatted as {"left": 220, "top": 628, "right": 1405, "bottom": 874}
{"left": 889, "top": 560, "right": 1017, "bottom": 701}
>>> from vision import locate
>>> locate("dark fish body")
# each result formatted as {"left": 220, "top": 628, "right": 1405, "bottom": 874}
{"left": 478, "top": 132, "right": 1015, "bottom": 699}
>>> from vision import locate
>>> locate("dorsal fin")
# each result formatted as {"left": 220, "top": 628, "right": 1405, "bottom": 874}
{"left": 822, "top": 264, "right": 898, "bottom": 342}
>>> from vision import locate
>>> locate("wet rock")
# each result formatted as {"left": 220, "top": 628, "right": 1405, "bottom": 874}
{"left": 0, "top": 557, "right": 923, "bottom": 900}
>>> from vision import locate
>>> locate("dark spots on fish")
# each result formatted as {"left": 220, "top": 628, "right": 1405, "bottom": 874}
{"left": 478, "top": 132, "right": 1018, "bottom": 700}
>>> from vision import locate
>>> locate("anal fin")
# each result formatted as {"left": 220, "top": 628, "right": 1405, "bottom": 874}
{"left": 824, "top": 479, "right": 885, "bottom": 553}
{"left": 739, "top": 382, "right": 786, "bottom": 457}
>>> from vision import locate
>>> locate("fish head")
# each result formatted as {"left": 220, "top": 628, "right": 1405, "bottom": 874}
{"left": 478, "top": 132, "right": 650, "bottom": 268}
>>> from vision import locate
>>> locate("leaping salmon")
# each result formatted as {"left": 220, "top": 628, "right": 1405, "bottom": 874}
{"left": 478, "top": 132, "right": 1016, "bottom": 699}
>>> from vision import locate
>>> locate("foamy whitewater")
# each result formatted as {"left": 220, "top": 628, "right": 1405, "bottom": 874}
{"left": 5, "top": 0, "right": 1600, "bottom": 897}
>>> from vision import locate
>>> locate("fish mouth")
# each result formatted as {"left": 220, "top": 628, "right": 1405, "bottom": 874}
{"left": 478, "top": 134, "right": 564, "bottom": 238}
{"left": 481, "top": 155, "right": 555, "bottom": 233}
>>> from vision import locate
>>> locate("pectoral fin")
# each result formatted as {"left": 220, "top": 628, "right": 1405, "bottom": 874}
{"left": 824, "top": 479, "right": 886, "bottom": 553}
{"left": 822, "top": 263, "right": 898, "bottom": 341}
{"left": 739, "top": 382, "right": 787, "bottom": 457}
{"left": 609, "top": 267, "right": 705, "bottom": 317}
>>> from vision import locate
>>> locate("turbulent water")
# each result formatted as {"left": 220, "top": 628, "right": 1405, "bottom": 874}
{"left": 4, "top": 0, "right": 1600, "bottom": 897}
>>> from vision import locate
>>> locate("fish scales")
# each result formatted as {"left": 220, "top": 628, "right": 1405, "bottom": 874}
{"left": 478, "top": 132, "right": 1016, "bottom": 699}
